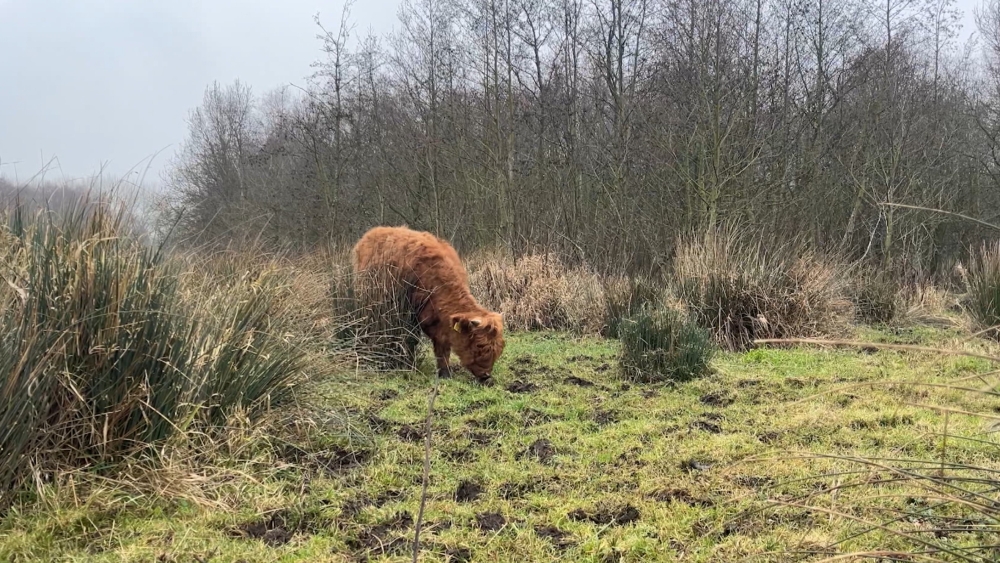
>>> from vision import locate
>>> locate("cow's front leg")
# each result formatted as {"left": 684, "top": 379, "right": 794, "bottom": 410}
{"left": 433, "top": 338, "right": 453, "bottom": 379}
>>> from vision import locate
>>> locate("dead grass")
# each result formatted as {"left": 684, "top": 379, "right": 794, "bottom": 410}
{"left": 673, "top": 228, "right": 853, "bottom": 351}
{"left": 467, "top": 250, "right": 611, "bottom": 335}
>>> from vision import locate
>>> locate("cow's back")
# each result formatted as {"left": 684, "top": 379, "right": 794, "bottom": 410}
{"left": 353, "top": 226, "right": 468, "bottom": 291}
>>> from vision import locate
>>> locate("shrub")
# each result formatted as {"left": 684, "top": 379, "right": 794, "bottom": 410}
{"left": 603, "top": 275, "right": 662, "bottom": 338}
{"left": 851, "top": 270, "right": 902, "bottom": 325}
{"left": 0, "top": 197, "right": 303, "bottom": 510}
{"left": 619, "top": 304, "right": 714, "bottom": 383}
{"left": 673, "top": 228, "right": 850, "bottom": 351}
{"left": 964, "top": 240, "right": 1000, "bottom": 337}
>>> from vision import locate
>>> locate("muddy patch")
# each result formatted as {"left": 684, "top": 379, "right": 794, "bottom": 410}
{"left": 568, "top": 504, "right": 640, "bottom": 526}
{"left": 230, "top": 511, "right": 294, "bottom": 547}
{"left": 649, "top": 488, "right": 714, "bottom": 507}
{"left": 520, "top": 438, "right": 556, "bottom": 464}
{"left": 689, "top": 419, "right": 722, "bottom": 434}
{"left": 475, "top": 512, "right": 506, "bottom": 532}
{"left": 443, "top": 447, "right": 476, "bottom": 463}
{"left": 733, "top": 475, "right": 775, "bottom": 488}
{"left": 498, "top": 479, "right": 546, "bottom": 500}
{"left": 535, "top": 525, "right": 573, "bottom": 548}
{"left": 522, "top": 408, "right": 554, "bottom": 426}
{"left": 595, "top": 363, "right": 611, "bottom": 373}
{"left": 758, "top": 431, "right": 781, "bottom": 444}
{"left": 641, "top": 388, "right": 659, "bottom": 399}
{"left": 277, "top": 444, "right": 370, "bottom": 475}
{"left": 396, "top": 424, "right": 425, "bottom": 442}
{"left": 680, "top": 458, "right": 713, "bottom": 473}
{"left": 506, "top": 380, "right": 538, "bottom": 394}
{"left": 377, "top": 388, "right": 400, "bottom": 401}
{"left": 455, "top": 480, "right": 483, "bottom": 502}
{"left": 341, "top": 489, "right": 403, "bottom": 518}
{"left": 346, "top": 513, "right": 413, "bottom": 559}
{"left": 699, "top": 391, "right": 734, "bottom": 407}
{"left": 593, "top": 409, "right": 619, "bottom": 426}
{"left": 564, "top": 375, "right": 594, "bottom": 387}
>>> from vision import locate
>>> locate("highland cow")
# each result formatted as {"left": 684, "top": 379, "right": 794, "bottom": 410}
{"left": 351, "top": 226, "right": 505, "bottom": 384}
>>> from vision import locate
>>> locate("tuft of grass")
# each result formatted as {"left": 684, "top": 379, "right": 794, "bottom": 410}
{"left": 619, "top": 303, "right": 714, "bottom": 383}
{"left": 0, "top": 196, "right": 304, "bottom": 510}
{"left": 964, "top": 240, "right": 1000, "bottom": 338}
{"left": 851, "top": 269, "right": 902, "bottom": 325}
{"left": 673, "top": 227, "right": 851, "bottom": 351}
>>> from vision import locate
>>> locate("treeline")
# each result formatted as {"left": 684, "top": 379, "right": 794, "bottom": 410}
{"left": 166, "top": 0, "right": 1000, "bottom": 276}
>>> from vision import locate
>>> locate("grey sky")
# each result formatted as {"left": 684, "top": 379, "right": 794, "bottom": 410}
{"left": 0, "top": 0, "right": 398, "bottom": 188}
{"left": 0, "top": 0, "right": 987, "bottom": 189}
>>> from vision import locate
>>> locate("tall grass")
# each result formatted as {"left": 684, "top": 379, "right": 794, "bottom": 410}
{"left": 965, "top": 241, "right": 1000, "bottom": 337}
{"left": 674, "top": 228, "right": 851, "bottom": 351}
{"left": 0, "top": 196, "right": 303, "bottom": 509}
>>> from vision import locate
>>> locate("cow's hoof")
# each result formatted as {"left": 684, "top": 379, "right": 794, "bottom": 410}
{"left": 476, "top": 376, "right": 495, "bottom": 387}
{"left": 437, "top": 367, "right": 453, "bottom": 379}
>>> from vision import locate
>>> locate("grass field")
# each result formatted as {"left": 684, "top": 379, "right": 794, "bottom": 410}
{"left": 3, "top": 317, "right": 999, "bottom": 562}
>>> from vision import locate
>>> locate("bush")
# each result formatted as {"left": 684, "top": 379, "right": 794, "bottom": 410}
{"left": 673, "top": 228, "right": 850, "bottom": 351}
{"left": 0, "top": 197, "right": 303, "bottom": 510}
{"left": 619, "top": 304, "right": 714, "bottom": 383}
{"left": 965, "top": 241, "right": 1000, "bottom": 337}
{"left": 603, "top": 275, "right": 662, "bottom": 338}
{"left": 851, "top": 270, "right": 902, "bottom": 325}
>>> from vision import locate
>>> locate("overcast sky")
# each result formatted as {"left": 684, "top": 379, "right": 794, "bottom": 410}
{"left": 0, "top": 0, "right": 987, "bottom": 189}
{"left": 0, "top": 0, "right": 398, "bottom": 188}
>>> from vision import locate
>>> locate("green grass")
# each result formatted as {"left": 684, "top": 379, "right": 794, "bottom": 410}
{"left": 1, "top": 326, "right": 999, "bottom": 562}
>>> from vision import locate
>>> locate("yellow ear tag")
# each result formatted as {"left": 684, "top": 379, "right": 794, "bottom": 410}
{"left": 453, "top": 322, "right": 461, "bottom": 332}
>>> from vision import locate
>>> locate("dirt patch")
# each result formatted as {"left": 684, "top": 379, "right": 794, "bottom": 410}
{"left": 364, "top": 413, "right": 393, "bottom": 433}
{"left": 276, "top": 444, "right": 370, "bottom": 475}
{"left": 346, "top": 511, "right": 414, "bottom": 559}
{"left": 455, "top": 480, "right": 483, "bottom": 503}
{"left": 506, "top": 380, "right": 538, "bottom": 393}
{"left": 521, "top": 438, "right": 556, "bottom": 463}
{"left": 443, "top": 447, "right": 475, "bottom": 463}
{"left": 564, "top": 375, "right": 594, "bottom": 387}
{"left": 230, "top": 511, "right": 293, "bottom": 547}
{"left": 757, "top": 431, "right": 781, "bottom": 444}
{"left": 595, "top": 363, "right": 611, "bottom": 373}
{"left": 467, "top": 429, "right": 495, "bottom": 446}
{"left": 397, "top": 424, "right": 425, "bottom": 442}
{"left": 475, "top": 512, "right": 506, "bottom": 532}
{"left": 733, "top": 475, "right": 775, "bottom": 488}
{"left": 535, "top": 525, "right": 573, "bottom": 548}
{"left": 736, "top": 379, "right": 761, "bottom": 388}
{"left": 568, "top": 504, "right": 640, "bottom": 526}
{"left": 341, "top": 489, "right": 403, "bottom": 518}
{"left": 522, "top": 408, "right": 554, "bottom": 426}
{"left": 498, "top": 480, "right": 545, "bottom": 500}
{"left": 566, "top": 354, "right": 594, "bottom": 362}
{"left": 593, "top": 409, "right": 619, "bottom": 426}
{"left": 699, "top": 391, "right": 734, "bottom": 407}
{"left": 377, "top": 388, "right": 400, "bottom": 401}
{"left": 649, "top": 488, "right": 714, "bottom": 507}
{"left": 680, "top": 459, "right": 713, "bottom": 473}
{"left": 689, "top": 419, "right": 722, "bottom": 434}
{"left": 641, "top": 388, "right": 659, "bottom": 399}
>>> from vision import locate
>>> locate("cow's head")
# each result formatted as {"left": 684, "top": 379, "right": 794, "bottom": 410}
{"left": 449, "top": 311, "right": 505, "bottom": 382}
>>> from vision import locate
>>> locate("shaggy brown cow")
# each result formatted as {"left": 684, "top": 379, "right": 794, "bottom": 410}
{"left": 351, "top": 226, "right": 505, "bottom": 384}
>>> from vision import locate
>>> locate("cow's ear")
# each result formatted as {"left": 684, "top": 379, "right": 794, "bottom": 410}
{"left": 450, "top": 314, "right": 467, "bottom": 333}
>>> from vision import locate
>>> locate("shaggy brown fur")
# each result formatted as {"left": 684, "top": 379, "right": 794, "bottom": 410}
{"left": 352, "top": 226, "right": 505, "bottom": 383}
